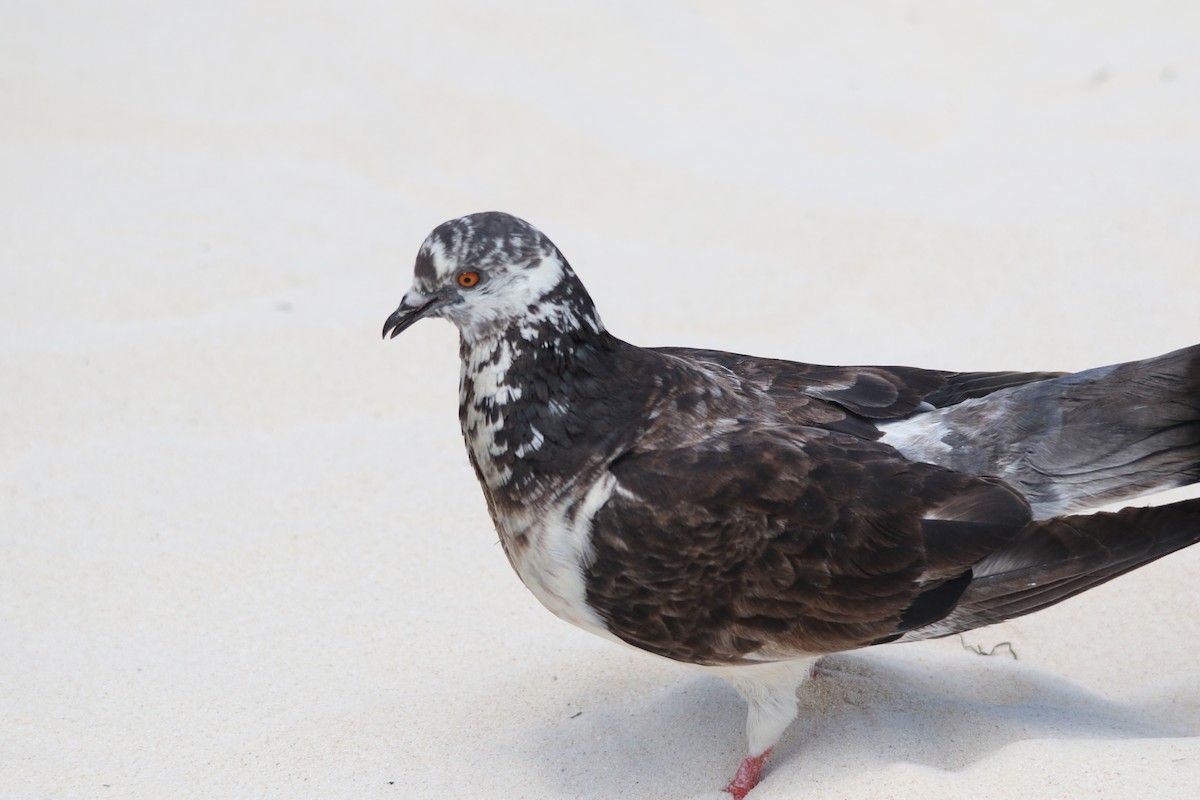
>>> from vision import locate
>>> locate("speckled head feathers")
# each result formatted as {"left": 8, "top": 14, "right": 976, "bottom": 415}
{"left": 384, "top": 212, "right": 604, "bottom": 343}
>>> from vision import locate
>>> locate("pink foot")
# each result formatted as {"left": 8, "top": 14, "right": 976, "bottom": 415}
{"left": 723, "top": 748, "right": 773, "bottom": 800}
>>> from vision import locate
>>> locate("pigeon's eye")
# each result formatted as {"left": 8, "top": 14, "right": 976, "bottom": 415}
{"left": 457, "top": 271, "right": 481, "bottom": 288}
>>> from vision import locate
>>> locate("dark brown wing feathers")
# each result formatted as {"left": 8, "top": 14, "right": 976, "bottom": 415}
{"left": 584, "top": 425, "right": 1033, "bottom": 665}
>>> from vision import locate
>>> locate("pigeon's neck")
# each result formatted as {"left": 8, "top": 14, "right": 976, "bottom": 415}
{"left": 458, "top": 308, "right": 623, "bottom": 500}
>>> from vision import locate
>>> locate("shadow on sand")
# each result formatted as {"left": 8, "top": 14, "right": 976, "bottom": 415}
{"left": 513, "top": 647, "right": 1194, "bottom": 799}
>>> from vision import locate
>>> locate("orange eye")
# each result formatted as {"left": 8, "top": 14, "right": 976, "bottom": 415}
{"left": 457, "top": 271, "right": 480, "bottom": 288}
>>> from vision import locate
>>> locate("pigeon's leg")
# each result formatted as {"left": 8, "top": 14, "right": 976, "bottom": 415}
{"left": 717, "top": 660, "right": 812, "bottom": 799}
{"left": 723, "top": 748, "right": 772, "bottom": 799}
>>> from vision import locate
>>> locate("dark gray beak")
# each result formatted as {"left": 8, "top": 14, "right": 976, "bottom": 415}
{"left": 382, "top": 290, "right": 439, "bottom": 339}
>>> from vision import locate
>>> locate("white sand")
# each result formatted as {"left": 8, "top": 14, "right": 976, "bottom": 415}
{"left": 3, "top": 2, "right": 1200, "bottom": 798}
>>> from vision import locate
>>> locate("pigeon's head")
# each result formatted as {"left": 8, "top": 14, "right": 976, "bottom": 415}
{"left": 382, "top": 212, "right": 603, "bottom": 344}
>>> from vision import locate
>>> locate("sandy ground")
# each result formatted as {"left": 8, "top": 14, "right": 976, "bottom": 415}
{"left": 3, "top": 2, "right": 1200, "bottom": 798}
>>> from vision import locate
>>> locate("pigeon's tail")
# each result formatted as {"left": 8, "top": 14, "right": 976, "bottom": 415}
{"left": 904, "top": 496, "right": 1200, "bottom": 641}
{"left": 881, "top": 343, "right": 1200, "bottom": 518}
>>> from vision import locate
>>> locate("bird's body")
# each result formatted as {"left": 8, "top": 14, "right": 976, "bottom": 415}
{"left": 383, "top": 212, "right": 1200, "bottom": 798}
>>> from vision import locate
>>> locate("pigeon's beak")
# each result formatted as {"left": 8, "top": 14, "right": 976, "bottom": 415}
{"left": 382, "top": 289, "right": 441, "bottom": 339}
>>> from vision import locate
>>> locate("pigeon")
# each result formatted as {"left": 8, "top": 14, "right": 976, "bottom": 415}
{"left": 382, "top": 211, "right": 1200, "bottom": 798}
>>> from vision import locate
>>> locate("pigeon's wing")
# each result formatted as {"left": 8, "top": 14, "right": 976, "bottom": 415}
{"left": 584, "top": 424, "right": 1032, "bottom": 665}
{"left": 917, "top": 368, "right": 1068, "bottom": 408}
{"left": 655, "top": 346, "right": 1063, "bottom": 421}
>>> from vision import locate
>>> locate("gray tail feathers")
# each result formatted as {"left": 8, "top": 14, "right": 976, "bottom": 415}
{"left": 909, "top": 497, "right": 1200, "bottom": 640}
{"left": 885, "top": 343, "right": 1200, "bottom": 518}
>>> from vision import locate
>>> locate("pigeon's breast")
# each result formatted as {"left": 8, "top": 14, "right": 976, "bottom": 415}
{"left": 495, "top": 473, "right": 622, "bottom": 636}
